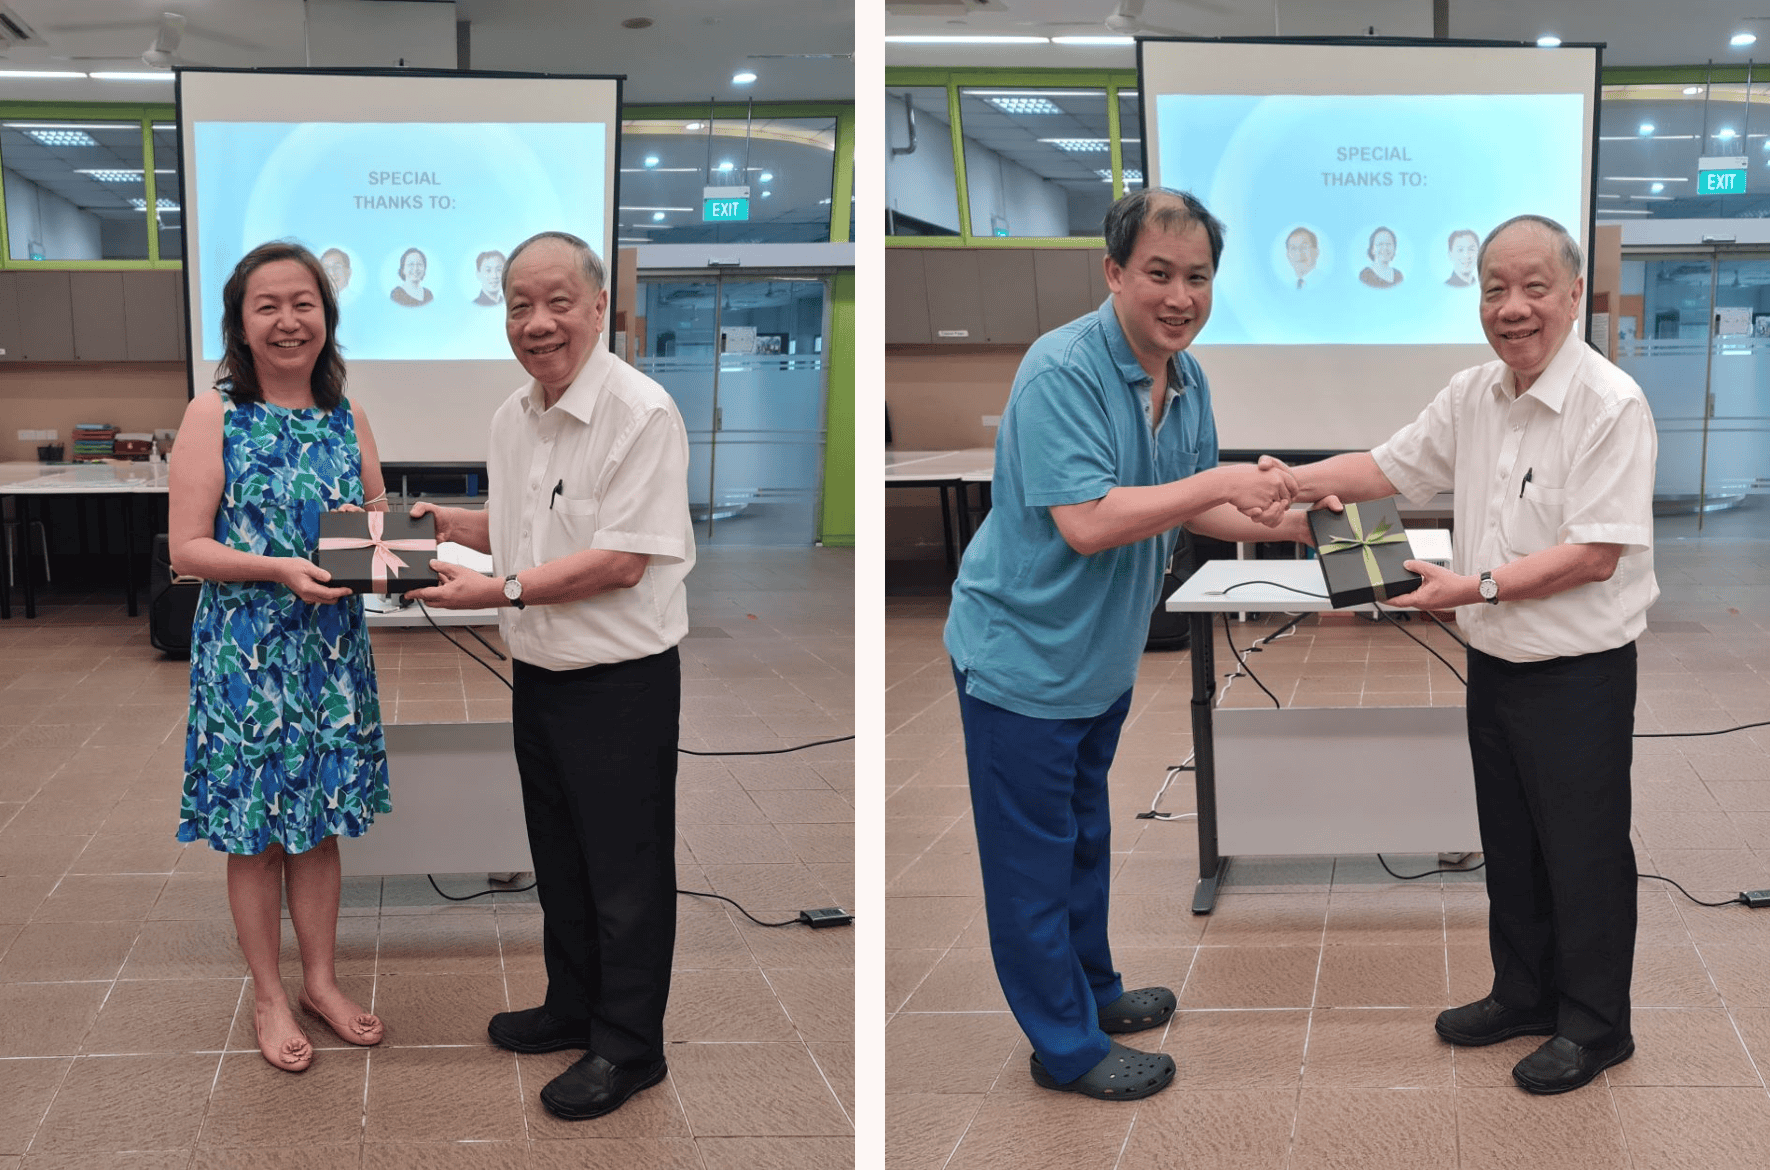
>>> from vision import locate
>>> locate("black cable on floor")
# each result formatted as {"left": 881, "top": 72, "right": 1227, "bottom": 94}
{"left": 1375, "top": 607, "right": 1468, "bottom": 686}
{"left": 1637, "top": 718, "right": 1770, "bottom": 739}
{"left": 1221, "top": 612, "right": 1282, "bottom": 709}
{"left": 1377, "top": 853, "right": 1486, "bottom": 880}
{"left": 1637, "top": 871, "right": 1746, "bottom": 908}
{"left": 680, "top": 735, "right": 854, "bottom": 756}
{"left": 424, "top": 874, "right": 821, "bottom": 925}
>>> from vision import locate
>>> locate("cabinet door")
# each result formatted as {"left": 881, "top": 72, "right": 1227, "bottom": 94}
{"left": 885, "top": 249, "right": 931, "bottom": 344}
{"left": 922, "top": 251, "right": 984, "bottom": 344}
{"left": 1033, "top": 250, "right": 1098, "bottom": 335}
{"left": 123, "top": 270, "right": 182, "bottom": 360}
{"left": 0, "top": 272, "right": 20, "bottom": 363}
{"left": 977, "top": 250, "right": 1039, "bottom": 344}
{"left": 14, "top": 272, "right": 74, "bottom": 361}
{"left": 70, "top": 271, "right": 128, "bottom": 361}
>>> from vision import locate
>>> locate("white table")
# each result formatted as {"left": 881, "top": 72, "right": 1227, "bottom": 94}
{"left": 0, "top": 460, "right": 169, "bottom": 619}
{"left": 885, "top": 448, "right": 994, "bottom": 571}
{"left": 1165, "top": 554, "right": 1479, "bottom": 913}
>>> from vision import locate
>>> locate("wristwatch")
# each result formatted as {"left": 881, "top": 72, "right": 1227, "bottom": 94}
{"left": 1478, "top": 570, "right": 1500, "bottom": 605}
{"left": 503, "top": 573, "right": 526, "bottom": 609}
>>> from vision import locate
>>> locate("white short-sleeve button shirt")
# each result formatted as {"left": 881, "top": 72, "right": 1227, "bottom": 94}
{"left": 486, "top": 342, "right": 695, "bottom": 670}
{"left": 1373, "top": 328, "right": 1659, "bottom": 663}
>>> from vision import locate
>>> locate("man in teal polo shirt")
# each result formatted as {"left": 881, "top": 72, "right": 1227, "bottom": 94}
{"left": 945, "top": 188, "right": 1312, "bottom": 1101}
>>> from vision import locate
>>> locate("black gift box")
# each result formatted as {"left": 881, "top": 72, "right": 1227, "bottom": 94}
{"left": 1307, "top": 497, "right": 1423, "bottom": 608}
{"left": 314, "top": 511, "right": 439, "bottom": 595}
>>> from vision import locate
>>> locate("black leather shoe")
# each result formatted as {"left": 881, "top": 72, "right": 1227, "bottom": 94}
{"left": 486, "top": 1005, "right": 593, "bottom": 1054}
{"left": 1434, "top": 996, "right": 1557, "bottom": 1047}
{"left": 540, "top": 1052, "right": 669, "bottom": 1120}
{"left": 1512, "top": 1034, "right": 1635, "bottom": 1094}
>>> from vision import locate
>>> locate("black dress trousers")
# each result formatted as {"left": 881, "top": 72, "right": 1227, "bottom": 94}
{"left": 511, "top": 646, "right": 681, "bottom": 1067}
{"left": 1465, "top": 641, "right": 1638, "bottom": 1047}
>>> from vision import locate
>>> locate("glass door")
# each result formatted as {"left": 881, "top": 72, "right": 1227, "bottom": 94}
{"left": 1616, "top": 250, "right": 1770, "bottom": 535}
{"left": 637, "top": 273, "right": 830, "bottom": 544}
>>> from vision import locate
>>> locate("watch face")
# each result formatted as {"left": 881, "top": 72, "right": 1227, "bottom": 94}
{"left": 1480, "top": 575, "right": 1497, "bottom": 599}
{"left": 504, "top": 576, "right": 521, "bottom": 600}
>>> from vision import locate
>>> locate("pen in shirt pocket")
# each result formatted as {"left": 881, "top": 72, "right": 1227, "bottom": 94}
{"left": 1519, "top": 467, "right": 1532, "bottom": 499}
{"left": 550, "top": 480, "right": 563, "bottom": 509}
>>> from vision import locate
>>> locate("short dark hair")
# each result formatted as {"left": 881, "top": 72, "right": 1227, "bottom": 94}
{"left": 475, "top": 250, "right": 505, "bottom": 270}
{"left": 215, "top": 241, "right": 346, "bottom": 411}
{"left": 1367, "top": 226, "right": 1396, "bottom": 261}
{"left": 1478, "top": 214, "right": 1583, "bottom": 282}
{"left": 502, "top": 230, "right": 607, "bottom": 298}
{"left": 1447, "top": 229, "right": 1478, "bottom": 252}
{"left": 1103, "top": 188, "right": 1225, "bottom": 270}
{"left": 1287, "top": 226, "right": 1318, "bottom": 249}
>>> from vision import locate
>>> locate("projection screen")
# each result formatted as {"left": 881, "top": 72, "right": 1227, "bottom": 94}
{"left": 1140, "top": 38, "right": 1600, "bottom": 452}
{"left": 177, "top": 68, "right": 621, "bottom": 463}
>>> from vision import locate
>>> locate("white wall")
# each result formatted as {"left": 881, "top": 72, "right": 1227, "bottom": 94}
{"left": 885, "top": 95, "right": 960, "bottom": 233}
{"left": 4, "top": 169, "right": 101, "bottom": 260}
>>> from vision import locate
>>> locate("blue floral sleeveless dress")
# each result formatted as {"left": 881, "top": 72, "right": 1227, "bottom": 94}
{"left": 176, "top": 390, "right": 391, "bottom": 855}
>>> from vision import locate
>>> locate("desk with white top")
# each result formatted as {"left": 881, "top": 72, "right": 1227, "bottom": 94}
{"left": 0, "top": 461, "right": 168, "bottom": 619}
{"left": 1164, "top": 546, "right": 1479, "bottom": 913}
{"left": 885, "top": 448, "right": 994, "bottom": 572}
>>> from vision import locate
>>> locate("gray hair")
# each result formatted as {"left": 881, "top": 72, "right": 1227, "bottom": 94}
{"left": 502, "top": 230, "right": 607, "bottom": 297}
{"left": 1103, "top": 188, "right": 1225, "bottom": 270}
{"left": 1478, "top": 215, "right": 1583, "bottom": 282}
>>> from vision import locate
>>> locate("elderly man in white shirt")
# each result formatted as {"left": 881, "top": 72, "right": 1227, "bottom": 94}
{"left": 1282, "top": 214, "right": 1657, "bottom": 1096}
{"left": 408, "top": 231, "right": 694, "bottom": 1121}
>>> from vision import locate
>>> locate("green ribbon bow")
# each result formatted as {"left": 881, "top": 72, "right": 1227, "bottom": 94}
{"left": 1317, "top": 502, "right": 1409, "bottom": 601}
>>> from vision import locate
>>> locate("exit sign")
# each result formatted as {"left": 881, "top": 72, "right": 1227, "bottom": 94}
{"left": 1698, "top": 156, "right": 1748, "bottom": 197}
{"left": 703, "top": 185, "right": 751, "bottom": 222}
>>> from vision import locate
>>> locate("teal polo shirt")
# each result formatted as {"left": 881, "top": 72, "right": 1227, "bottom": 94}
{"left": 944, "top": 297, "right": 1219, "bottom": 720}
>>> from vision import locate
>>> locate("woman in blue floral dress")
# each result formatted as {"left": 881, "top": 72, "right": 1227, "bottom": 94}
{"left": 169, "top": 241, "right": 392, "bottom": 1072}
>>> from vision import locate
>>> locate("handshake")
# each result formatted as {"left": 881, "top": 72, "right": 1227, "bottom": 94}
{"left": 1217, "top": 455, "right": 1338, "bottom": 528}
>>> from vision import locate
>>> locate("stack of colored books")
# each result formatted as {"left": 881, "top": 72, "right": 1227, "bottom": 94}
{"left": 112, "top": 433, "right": 153, "bottom": 460}
{"left": 72, "top": 423, "right": 118, "bottom": 461}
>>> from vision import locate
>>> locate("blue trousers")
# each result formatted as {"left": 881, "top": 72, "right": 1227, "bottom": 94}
{"left": 953, "top": 664, "right": 1129, "bottom": 1083}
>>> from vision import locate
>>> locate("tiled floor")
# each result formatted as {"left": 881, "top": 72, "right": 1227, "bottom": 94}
{"left": 0, "top": 545, "right": 854, "bottom": 1170}
{"left": 887, "top": 527, "right": 1770, "bottom": 1170}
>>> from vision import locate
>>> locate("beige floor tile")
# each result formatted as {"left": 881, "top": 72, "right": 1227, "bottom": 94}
{"left": 356, "top": 1143, "right": 528, "bottom": 1170}
{"left": 1610, "top": 1008, "right": 1761, "bottom": 1086}
{"left": 117, "top": 919, "right": 241, "bottom": 980}
{"left": 34, "top": 1153, "right": 197, "bottom": 1170}
{"left": 1315, "top": 944, "right": 1448, "bottom": 1008}
{"left": 1163, "top": 1008, "right": 1309, "bottom": 1090}
{"left": 807, "top": 1040, "right": 853, "bottom": 1119}
{"left": 0, "top": 920, "right": 138, "bottom": 983}
{"left": 942, "top": 1094, "right": 1132, "bottom": 1170}
{"left": 696, "top": 1136, "right": 854, "bottom": 1170}
{"left": 0, "top": 1057, "right": 70, "bottom": 1155}
{"left": 665, "top": 968, "right": 798, "bottom": 1042}
{"left": 901, "top": 948, "right": 1009, "bottom": 1014}
{"left": 30, "top": 1052, "right": 219, "bottom": 1155}
{"left": 197, "top": 1048, "right": 369, "bottom": 1148}
{"left": 82, "top": 977, "right": 241, "bottom": 1054}
{"left": 885, "top": 1011, "right": 1021, "bottom": 1096}
{"left": 1453, "top": 1085, "right": 1631, "bottom": 1169}
{"left": 1613, "top": 1086, "right": 1770, "bottom": 1168}
{"left": 765, "top": 965, "right": 855, "bottom": 1042}
{"left": 1196, "top": 890, "right": 1329, "bottom": 946}
{"left": 363, "top": 1046, "right": 525, "bottom": 1143}
{"left": 1290, "top": 1086, "right": 1458, "bottom": 1170}
{"left": 370, "top": 971, "right": 510, "bottom": 1048}
{"left": 665, "top": 1042, "right": 851, "bottom": 1137}
{"left": 1179, "top": 946, "right": 1319, "bottom": 1009}
{"left": 29, "top": 873, "right": 169, "bottom": 923}
{"left": 1117, "top": 1087, "right": 1296, "bottom": 1169}
{"left": 1302, "top": 1007, "right": 1454, "bottom": 1087}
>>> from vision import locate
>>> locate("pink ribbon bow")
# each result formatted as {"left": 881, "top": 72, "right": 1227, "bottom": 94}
{"left": 317, "top": 512, "right": 436, "bottom": 591}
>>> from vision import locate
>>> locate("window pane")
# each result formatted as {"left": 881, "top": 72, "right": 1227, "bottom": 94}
{"left": 1, "top": 119, "right": 151, "bottom": 259}
{"left": 1118, "top": 90, "right": 1145, "bottom": 195}
{"left": 886, "top": 86, "right": 959, "bottom": 236}
{"left": 619, "top": 116, "right": 836, "bottom": 246}
{"left": 1597, "top": 82, "right": 1770, "bottom": 222}
{"left": 959, "top": 86, "right": 1109, "bottom": 238}
{"left": 152, "top": 121, "right": 182, "bottom": 259}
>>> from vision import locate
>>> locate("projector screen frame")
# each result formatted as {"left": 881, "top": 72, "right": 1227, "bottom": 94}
{"left": 1133, "top": 36, "right": 1604, "bottom": 457}
{"left": 172, "top": 65, "right": 625, "bottom": 464}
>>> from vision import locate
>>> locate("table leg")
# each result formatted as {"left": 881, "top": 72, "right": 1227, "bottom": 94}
{"left": 1189, "top": 610, "right": 1225, "bottom": 912}
{"left": 0, "top": 498, "right": 12, "bottom": 620}
{"left": 936, "top": 483, "right": 957, "bottom": 575}
{"left": 122, "top": 494, "right": 139, "bottom": 617}
{"left": 20, "top": 495, "right": 37, "bottom": 619}
{"left": 955, "top": 481, "right": 975, "bottom": 551}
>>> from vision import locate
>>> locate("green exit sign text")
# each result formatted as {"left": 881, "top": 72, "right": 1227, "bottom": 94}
{"left": 702, "top": 185, "right": 751, "bottom": 222}
{"left": 1698, "top": 156, "right": 1748, "bottom": 197}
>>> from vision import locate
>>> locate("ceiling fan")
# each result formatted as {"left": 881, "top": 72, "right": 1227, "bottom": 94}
{"left": 1047, "top": 0, "right": 1231, "bottom": 39}
{"left": 46, "top": 10, "right": 261, "bottom": 70}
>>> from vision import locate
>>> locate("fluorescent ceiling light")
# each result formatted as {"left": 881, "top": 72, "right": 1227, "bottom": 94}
{"left": 619, "top": 166, "right": 698, "bottom": 173}
{"left": 732, "top": 71, "right": 757, "bottom": 85}
{"left": 1537, "top": 35, "right": 1562, "bottom": 47}
{"left": 1039, "top": 138, "right": 1111, "bottom": 152}
{"left": 1097, "top": 168, "right": 1143, "bottom": 183}
{"left": 1599, "top": 208, "right": 1651, "bottom": 215}
{"left": 0, "top": 70, "right": 86, "bottom": 79}
{"left": 75, "top": 169, "right": 143, "bottom": 182}
{"left": 91, "top": 72, "right": 173, "bottom": 82}
{"left": 23, "top": 129, "right": 97, "bottom": 146}
{"left": 1638, "top": 123, "right": 1655, "bottom": 135}
{"left": 988, "top": 96, "right": 1064, "bottom": 115}
{"left": 619, "top": 206, "right": 693, "bottom": 212}
{"left": 1684, "top": 85, "right": 1705, "bottom": 95}
{"left": 1607, "top": 176, "right": 1689, "bottom": 182}
{"left": 886, "top": 35, "right": 1049, "bottom": 44}
{"left": 1052, "top": 36, "right": 1134, "bottom": 46}
{"left": 963, "top": 90, "right": 1101, "bottom": 97}
{"left": 1733, "top": 32, "right": 1758, "bottom": 47}
{"left": 127, "top": 197, "right": 178, "bottom": 210}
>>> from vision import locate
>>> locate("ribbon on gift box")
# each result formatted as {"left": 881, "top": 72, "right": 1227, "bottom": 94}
{"left": 316, "top": 512, "right": 435, "bottom": 591}
{"left": 1316, "top": 501, "right": 1409, "bottom": 601}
